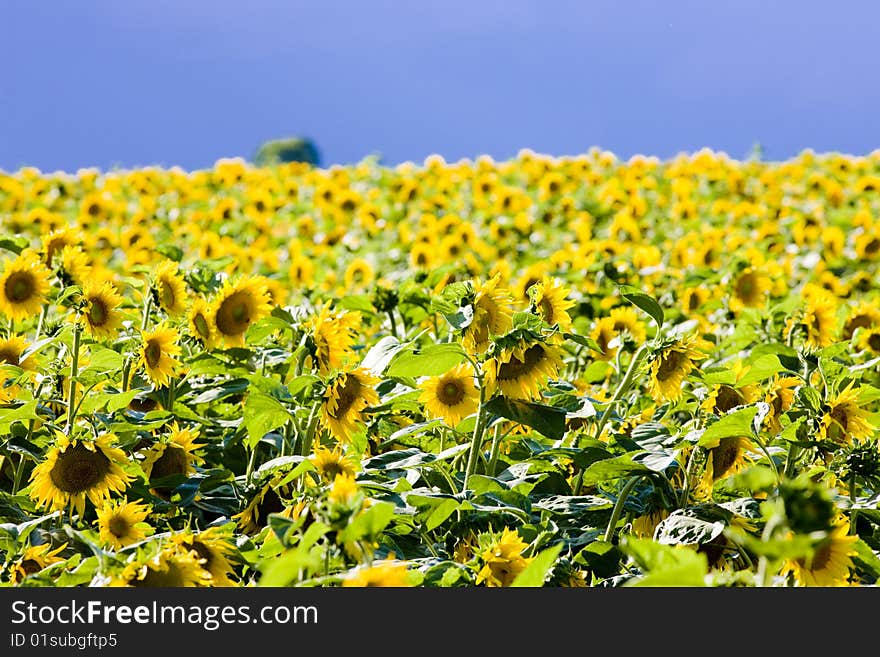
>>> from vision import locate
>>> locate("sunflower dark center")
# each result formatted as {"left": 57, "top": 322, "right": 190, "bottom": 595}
{"left": 497, "top": 345, "right": 545, "bottom": 381}
{"left": 865, "top": 239, "right": 880, "bottom": 255}
{"left": 331, "top": 376, "right": 362, "bottom": 418}
{"left": 193, "top": 313, "right": 210, "bottom": 339}
{"left": 144, "top": 340, "right": 162, "bottom": 368}
{"left": 49, "top": 443, "right": 111, "bottom": 493}
{"left": 868, "top": 334, "right": 880, "bottom": 351}
{"left": 656, "top": 350, "right": 686, "bottom": 382}
{"left": 131, "top": 560, "right": 189, "bottom": 587}
{"left": 20, "top": 559, "right": 43, "bottom": 576}
{"left": 88, "top": 297, "right": 108, "bottom": 326}
{"left": 830, "top": 405, "right": 849, "bottom": 432}
{"left": 87, "top": 203, "right": 101, "bottom": 217}
{"left": 688, "top": 292, "right": 701, "bottom": 311}
{"left": 712, "top": 437, "right": 741, "bottom": 478}
{"left": 107, "top": 515, "right": 131, "bottom": 538}
{"left": 439, "top": 380, "right": 465, "bottom": 406}
{"left": 713, "top": 385, "right": 744, "bottom": 413}
{"left": 186, "top": 540, "right": 214, "bottom": 570}
{"left": 539, "top": 298, "right": 555, "bottom": 324}
{"left": 150, "top": 445, "right": 188, "bottom": 480}
{"left": 160, "top": 281, "right": 176, "bottom": 309}
{"left": 0, "top": 347, "right": 20, "bottom": 366}
{"left": 5, "top": 272, "right": 35, "bottom": 303}
{"left": 216, "top": 292, "right": 253, "bottom": 336}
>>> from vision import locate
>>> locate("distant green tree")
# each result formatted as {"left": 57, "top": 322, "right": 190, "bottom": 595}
{"left": 253, "top": 136, "right": 321, "bottom": 167}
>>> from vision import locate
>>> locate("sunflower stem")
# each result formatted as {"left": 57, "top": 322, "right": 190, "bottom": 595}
{"left": 65, "top": 323, "right": 83, "bottom": 434}
{"left": 34, "top": 303, "right": 48, "bottom": 341}
{"left": 299, "top": 401, "right": 321, "bottom": 457}
{"left": 487, "top": 423, "right": 503, "bottom": 476}
{"left": 463, "top": 375, "right": 488, "bottom": 493}
{"left": 140, "top": 285, "right": 153, "bottom": 332}
{"left": 849, "top": 473, "right": 859, "bottom": 535}
{"left": 573, "top": 344, "right": 649, "bottom": 495}
{"left": 11, "top": 453, "right": 26, "bottom": 496}
{"left": 387, "top": 310, "right": 399, "bottom": 339}
{"left": 245, "top": 442, "right": 259, "bottom": 487}
{"left": 604, "top": 476, "right": 641, "bottom": 543}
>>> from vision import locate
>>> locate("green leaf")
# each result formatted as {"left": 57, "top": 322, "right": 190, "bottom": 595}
{"left": 511, "top": 542, "right": 563, "bottom": 587}
{"left": 618, "top": 285, "right": 664, "bottom": 328}
{"left": 156, "top": 244, "right": 184, "bottom": 262}
{"left": 563, "top": 332, "right": 603, "bottom": 353}
{"left": 0, "top": 401, "right": 39, "bottom": 433}
{"left": 242, "top": 392, "right": 291, "bottom": 449}
{"left": 698, "top": 405, "right": 759, "bottom": 447}
{"left": 621, "top": 537, "right": 709, "bottom": 587}
{"left": 425, "top": 498, "right": 460, "bottom": 531}
{"left": 0, "top": 236, "right": 29, "bottom": 255}
{"left": 738, "top": 354, "right": 784, "bottom": 386}
{"left": 386, "top": 343, "right": 468, "bottom": 378}
{"left": 361, "top": 335, "right": 408, "bottom": 375}
{"left": 483, "top": 396, "right": 566, "bottom": 440}
{"left": 338, "top": 501, "right": 396, "bottom": 543}
{"left": 578, "top": 452, "right": 655, "bottom": 486}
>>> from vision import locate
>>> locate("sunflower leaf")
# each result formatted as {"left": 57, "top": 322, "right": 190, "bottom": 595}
{"left": 698, "top": 405, "right": 760, "bottom": 447}
{"left": 484, "top": 396, "right": 566, "bottom": 440}
{"left": 386, "top": 343, "right": 468, "bottom": 378}
{"left": 242, "top": 392, "right": 292, "bottom": 450}
{"left": 618, "top": 285, "right": 664, "bottom": 328}
{"left": 510, "top": 541, "right": 563, "bottom": 587}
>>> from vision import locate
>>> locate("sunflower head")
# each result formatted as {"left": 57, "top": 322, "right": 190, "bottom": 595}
{"left": 528, "top": 276, "right": 575, "bottom": 332}
{"left": 475, "top": 527, "right": 533, "bottom": 587}
{"left": 96, "top": 499, "right": 153, "bottom": 550}
{"left": 28, "top": 432, "right": 133, "bottom": 518}
{"left": 141, "top": 422, "right": 205, "bottom": 485}
{"left": 80, "top": 279, "right": 126, "bottom": 339}
{"left": 342, "top": 561, "right": 413, "bottom": 587}
{"left": 210, "top": 276, "right": 272, "bottom": 347}
{"left": 484, "top": 337, "right": 563, "bottom": 400}
{"left": 188, "top": 296, "right": 218, "bottom": 349}
{"left": 0, "top": 250, "right": 53, "bottom": 322}
{"left": 418, "top": 362, "right": 480, "bottom": 428}
{"left": 139, "top": 323, "right": 182, "bottom": 389}
{"left": 172, "top": 525, "right": 238, "bottom": 587}
{"left": 461, "top": 274, "right": 514, "bottom": 354}
{"left": 115, "top": 544, "right": 213, "bottom": 587}
{"left": 311, "top": 444, "right": 359, "bottom": 482}
{"left": 647, "top": 333, "right": 710, "bottom": 403}
{"left": 320, "top": 368, "right": 380, "bottom": 443}
{"left": 10, "top": 542, "right": 69, "bottom": 584}
{"left": 153, "top": 260, "right": 189, "bottom": 317}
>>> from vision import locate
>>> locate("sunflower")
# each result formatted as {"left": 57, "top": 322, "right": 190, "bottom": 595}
{"left": 409, "top": 242, "right": 435, "bottom": 270}
{"left": 80, "top": 280, "right": 125, "bottom": 339}
{"left": 763, "top": 375, "right": 801, "bottom": 434}
{"left": 701, "top": 363, "right": 760, "bottom": 415}
{"left": 344, "top": 258, "right": 375, "bottom": 290}
{"left": 308, "top": 303, "right": 360, "bottom": 375}
{"left": 9, "top": 542, "right": 68, "bottom": 584}
{"left": 140, "top": 422, "right": 205, "bottom": 483}
{"left": 233, "top": 480, "right": 288, "bottom": 534}
{"left": 484, "top": 339, "right": 563, "bottom": 400}
{"left": 40, "top": 227, "right": 81, "bottom": 268}
{"left": 57, "top": 244, "right": 92, "bottom": 286}
{"left": 418, "top": 362, "right": 479, "bottom": 428}
{"left": 95, "top": 499, "right": 153, "bottom": 550}
{"left": 529, "top": 276, "right": 575, "bottom": 331}
{"left": 461, "top": 274, "right": 514, "bottom": 354}
{"left": 328, "top": 472, "right": 360, "bottom": 504}
{"left": 342, "top": 561, "right": 413, "bottom": 587}
{"left": 784, "top": 287, "right": 838, "bottom": 352}
{"left": 476, "top": 527, "right": 533, "bottom": 587}
{"left": 0, "top": 333, "right": 35, "bottom": 393}
{"left": 0, "top": 250, "right": 52, "bottom": 321}
{"left": 819, "top": 383, "right": 875, "bottom": 445}
{"left": 29, "top": 433, "right": 132, "bottom": 517}
{"left": 703, "top": 436, "right": 756, "bottom": 483}
{"left": 210, "top": 276, "right": 272, "bottom": 347}
{"left": 647, "top": 333, "right": 709, "bottom": 403}
{"left": 321, "top": 368, "right": 380, "bottom": 443}
{"left": 782, "top": 521, "right": 858, "bottom": 587}
{"left": 187, "top": 296, "right": 217, "bottom": 349}
{"left": 172, "top": 525, "right": 238, "bottom": 586}
{"left": 311, "top": 444, "right": 359, "bottom": 482}
{"left": 138, "top": 323, "right": 182, "bottom": 388}
{"left": 115, "top": 545, "right": 213, "bottom": 587}
{"left": 154, "top": 260, "right": 188, "bottom": 317}
{"left": 842, "top": 301, "right": 880, "bottom": 340}
{"left": 729, "top": 267, "right": 772, "bottom": 312}
{"left": 857, "top": 326, "right": 880, "bottom": 354}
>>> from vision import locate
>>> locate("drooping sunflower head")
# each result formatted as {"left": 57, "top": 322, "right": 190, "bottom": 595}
{"left": 820, "top": 382, "right": 875, "bottom": 445}
{"left": 763, "top": 375, "right": 801, "bottom": 434}
{"left": 484, "top": 338, "right": 564, "bottom": 400}
{"left": 57, "top": 244, "right": 92, "bottom": 286}
{"left": 647, "top": 333, "right": 710, "bottom": 403}
{"left": 0, "top": 250, "right": 53, "bottom": 322}
{"left": 328, "top": 472, "right": 360, "bottom": 505}
{"left": 342, "top": 561, "right": 413, "bottom": 587}
{"left": 784, "top": 286, "right": 838, "bottom": 352}
{"left": 95, "top": 498, "right": 153, "bottom": 550}
{"left": 320, "top": 368, "right": 380, "bottom": 443}
{"left": 80, "top": 279, "right": 126, "bottom": 339}
{"left": 418, "top": 362, "right": 480, "bottom": 428}
{"left": 10, "top": 541, "right": 69, "bottom": 584}
{"left": 172, "top": 525, "right": 238, "bottom": 587}
{"left": 40, "top": 227, "right": 81, "bottom": 268}
{"left": 28, "top": 432, "right": 133, "bottom": 518}
{"left": 703, "top": 435, "right": 756, "bottom": 484}
{"left": 461, "top": 274, "right": 514, "bottom": 354}
{"left": 210, "top": 276, "right": 272, "bottom": 347}
{"left": 138, "top": 323, "right": 182, "bottom": 388}
{"left": 141, "top": 421, "right": 205, "bottom": 485}
{"left": 475, "top": 527, "right": 533, "bottom": 587}
{"left": 233, "top": 480, "right": 289, "bottom": 535}
{"left": 115, "top": 544, "right": 213, "bottom": 588}
{"left": 701, "top": 363, "right": 759, "bottom": 415}
{"left": 311, "top": 444, "right": 359, "bottom": 482}
{"left": 187, "top": 295, "right": 217, "bottom": 350}
{"left": 528, "top": 276, "right": 575, "bottom": 332}
{"left": 842, "top": 301, "right": 880, "bottom": 341}
{"left": 308, "top": 302, "right": 360, "bottom": 375}
{"left": 0, "top": 333, "right": 35, "bottom": 372}
{"left": 153, "top": 259, "right": 189, "bottom": 317}
{"left": 782, "top": 520, "right": 859, "bottom": 587}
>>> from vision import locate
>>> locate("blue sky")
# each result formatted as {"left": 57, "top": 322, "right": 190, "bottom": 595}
{"left": 2, "top": 1, "right": 878, "bottom": 172}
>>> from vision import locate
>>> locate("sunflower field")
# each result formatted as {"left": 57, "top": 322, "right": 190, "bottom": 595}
{"left": 2, "top": 148, "right": 880, "bottom": 588}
